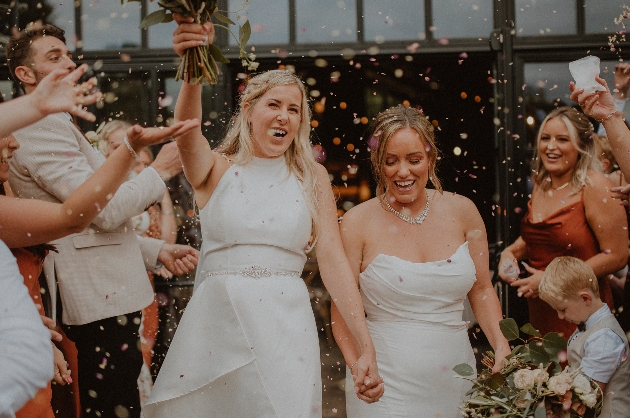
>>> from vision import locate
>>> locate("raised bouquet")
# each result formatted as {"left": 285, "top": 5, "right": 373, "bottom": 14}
{"left": 454, "top": 319, "right": 602, "bottom": 417}
{"left": 131, "top": 0, "right": 256, "bottom": 85}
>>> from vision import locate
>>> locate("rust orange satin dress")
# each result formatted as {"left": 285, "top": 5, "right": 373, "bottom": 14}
{"left": 12, "top": 248, "right": 55, "bottom": 418}
{"left": 521, "top": 196, "right": 614, "bottom": 339}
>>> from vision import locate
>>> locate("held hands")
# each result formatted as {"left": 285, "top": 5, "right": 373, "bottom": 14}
{"left": 39, "top": 313, "right": 62, "bottom": 343}
{"left": 32, "top": 64, "right": 102, "bottom": 122}
{"left": 510, "top": 262, "right": 543, "bottom": 299}
{"left": 570, "top": 77, "right": 617, "bottom": 122}
{"left": 172, "top": 14, "right": 215, "bottom": 58}
{"left": 157, "top": 243, "right": 200, "bottom": 276}
{"left": 492, "top": 342, "right": 512, "bottom": 374}
{"left": 350, "top": 353, "right": 384, "bottom": 403}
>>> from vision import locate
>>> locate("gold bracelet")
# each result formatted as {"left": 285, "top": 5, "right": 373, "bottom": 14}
{"left": 598, "top": 109, "right": 620, "bottom": 124}
{"left": 349, "top": 361, "right": 358, "bottom": 370}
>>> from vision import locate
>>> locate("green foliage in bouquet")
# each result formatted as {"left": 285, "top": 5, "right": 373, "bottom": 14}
{"left": 454, "top": 318, "right": 602, "bottom": 418}
{"left": 125, "top": 0, "right": 256, "bottom": 85}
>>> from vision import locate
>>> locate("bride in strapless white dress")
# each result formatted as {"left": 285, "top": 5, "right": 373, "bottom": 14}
{"left": 331, "top": 105, "right": 511, "bottom": 417}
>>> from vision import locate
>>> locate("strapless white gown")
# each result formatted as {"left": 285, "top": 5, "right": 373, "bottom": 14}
{"left": 346, "top": 242, "right": 476, "bottom": 418}
{"left": 143, "top": 156, "right": 321, "bottom": 417}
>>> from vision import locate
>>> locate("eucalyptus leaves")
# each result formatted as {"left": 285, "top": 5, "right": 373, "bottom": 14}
{"left": 130, "top": 0, "right": 256, "bottom": 85}
{"left": 454, "top": 319, "right": 602, "bottom": 417}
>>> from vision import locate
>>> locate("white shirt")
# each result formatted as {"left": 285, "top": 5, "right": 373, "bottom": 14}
{"left": 568, "top": 305, "right": 626, "bottom": 383}
{"left": 0, "top": 240, "right": 54, "bottom": 418}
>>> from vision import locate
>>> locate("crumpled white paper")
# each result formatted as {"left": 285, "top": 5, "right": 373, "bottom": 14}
{"left": 569, "top": 56, "right": 607, "bottom": 94}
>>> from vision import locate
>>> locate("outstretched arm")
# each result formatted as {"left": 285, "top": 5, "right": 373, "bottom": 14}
{"left": 172, "top": 16, "right": 217, "bottom": 192}
{"left": 571, "top": 77, "right": 630, "bottom": 180}
{"left": 313, "top": 165, "right": 383, "bottom": 401}
{"left": 0, "top": 64, "right": 101, "bottom": 137}
{"left": 0, "top": 120, "right": 199, "bottom": 248}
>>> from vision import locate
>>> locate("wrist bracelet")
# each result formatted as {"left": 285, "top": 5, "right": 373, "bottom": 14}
{"left": 349, "top": 361, "right": 358, "bottom": 370}
{"left": 598, "top": 109, "right": 620, "bottom": 124}
{"left": 123, "top": 135, "right": 141, "bottom": 161}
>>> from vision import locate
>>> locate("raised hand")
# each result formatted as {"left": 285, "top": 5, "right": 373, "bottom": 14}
{"left": 125, "top": 119, "right": 200, "bottom": 151}
{"left": 157, "top": 243, "right": 200, "bottom": 276}
{"left": 150, "top": 141, "right": 184, "bottom": 181}
{"left": 172, "top": 14, "right": 215, "bottom": 58}
{"left": 613, "top": 63, "right": 630, "bottom": 99}
{"left": 32, "top": 64, "right": 102, "bottom": 122}
{"left": 570, "top": 77, "right": 617, "bottom": 121}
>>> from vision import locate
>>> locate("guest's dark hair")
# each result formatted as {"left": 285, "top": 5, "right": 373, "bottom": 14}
{"left": 6, "top": 24, "right": 66, "bottom": 85}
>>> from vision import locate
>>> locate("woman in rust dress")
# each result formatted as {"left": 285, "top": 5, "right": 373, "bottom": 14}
{"left": 498, "top": 106, "right": 628, "bottom": 339}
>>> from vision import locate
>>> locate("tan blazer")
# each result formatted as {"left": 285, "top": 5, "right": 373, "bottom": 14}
{"left": 10, "top": 113, "right": 165, "bottom": 325}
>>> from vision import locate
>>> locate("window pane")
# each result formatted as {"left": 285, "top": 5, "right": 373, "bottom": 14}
{"left": 228, "top": 0, "right": 289, "bottom": 45}
{"left": 515, "top": 0, "right": 576, "bottom": 36}
{"left": 363, "top": 1, "right": 425, "bottom": 42}
{"left": 93, "top": 73, "right": 152, "bottom": 124}
{"left": 296, "top": 0, "right": 357, "bottom": 43}
{"left": 81, "top": 1, "right": 141, "bottom": 50}
{"left": 148, "top": 0, "right": 178, "bottom": 49}
{"left": 432, "top": 0, "right": 493, "bottom": 40}
{"left": 523, "top": 60, "right": 617, "bottom": 146}
{"left": 585, "top": 1, "right": 626, "bottom": 34}
{"left": 0, "top": 80, "right": 15, "bottom": 101}
{"left": 47, "top": 1, "right": 77, "bottom": 51}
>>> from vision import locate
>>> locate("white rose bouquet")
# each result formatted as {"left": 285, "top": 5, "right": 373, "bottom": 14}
{"left": 454, "top": 319, "right": 602, "bottom": 417}
{"left": 128, "top": 0, "right": 256, "bottom": 85}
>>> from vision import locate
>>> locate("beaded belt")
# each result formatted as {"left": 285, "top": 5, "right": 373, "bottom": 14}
{"left": 205, "top": 265, "right": 302, "bottom": 279}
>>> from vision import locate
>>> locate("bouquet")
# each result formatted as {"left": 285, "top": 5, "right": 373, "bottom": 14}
{"left": 454, "top": 319, "right": 602, "bottom": 417}
{"left": 130, "top": 0, "right": 256, "bottom": 85}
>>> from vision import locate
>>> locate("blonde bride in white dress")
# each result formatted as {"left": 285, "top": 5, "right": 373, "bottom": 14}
{"left": 331, "top": 106, "right": 511, "bottom": 417}
{"left": 142, "top": 16, "right": 383, "bottom": 418}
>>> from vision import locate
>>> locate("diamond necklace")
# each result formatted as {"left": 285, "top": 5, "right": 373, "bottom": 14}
{"left": 382, "top": 189, "right": 431, "bottom": 225}
{"left": 553, "top": 181, "right": 570, "bottom": 191}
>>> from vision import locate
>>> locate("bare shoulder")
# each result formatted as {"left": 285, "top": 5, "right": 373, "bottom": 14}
{"left": 432, "top": 190, "right": 478, "bottom": 214}
{"left": 585, "top": 169, "right": 614, "bottom": 191}
{"left": 314, "top": 162, "right": 331, "bottom": 184}
{"left": 341, "top": 198, "right": 380, "bottom": 226}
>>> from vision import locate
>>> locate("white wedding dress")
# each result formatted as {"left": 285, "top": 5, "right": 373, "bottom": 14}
{"left": 346, "top": 242, "right": 476, "bottom": 418}
{"left": 143, "top": 156, "right": 321, "bottom": 417}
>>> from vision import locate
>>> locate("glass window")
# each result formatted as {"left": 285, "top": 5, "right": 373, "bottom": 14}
{"left": 296, "top": 0, "right": 357, "bottom": 44}
{"left": 93, "top": 72, "right": 152, "bottom": 125}
{"left": 432, "top": 0, "right": 493, "bottom": 40}
{"left": 585, "top": 1, "right": 626, "bottom": 34}
{"left": 147, "top": 0, "right": 178, "bottom": 49}
{"left": 363, "top": 1, "right": 425, "bottom": 42}
{"left": 81, "top": 1, "right": 141, "bottom": 50}
{"left": 515, "top": 0, "right": 576, "bottom": 36}
{"left": 46, "top": 1, "right": 77, "bottom": 51}
{"left": 0, "top": 80, "right": 15, "bottom": 101}
{"left": 228, "top": 0, "right": 289, "bottom": 45}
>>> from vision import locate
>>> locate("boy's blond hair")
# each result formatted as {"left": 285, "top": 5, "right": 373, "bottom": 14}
{"left": 539, "top": 256, "right": 600, "bottom": 303}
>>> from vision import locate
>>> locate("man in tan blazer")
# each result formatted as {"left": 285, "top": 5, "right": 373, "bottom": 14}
{"left": 7, "top": 25, "right": 198, "bottom": 418}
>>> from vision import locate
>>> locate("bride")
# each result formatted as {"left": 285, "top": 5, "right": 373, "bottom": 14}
{"left": 142, "top": 16, "right": 383, "bottom": 417}
{"left": 331, "top": 105, "right": 510, "bottom": 417}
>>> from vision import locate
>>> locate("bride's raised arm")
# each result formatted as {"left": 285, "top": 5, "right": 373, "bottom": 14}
{"left": 172, "top": 16, "right": 218, "bottom": 193}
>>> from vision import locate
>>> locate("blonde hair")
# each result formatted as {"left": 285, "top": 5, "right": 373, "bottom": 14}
{"left": 368, "top": 105, "right": 442, "bottom": 197}
{"left": 592, "top": 134, "right": 617, "bottom": 174}
{"left": 531, "top": 107, "right": 601, "bottom": 195}
{"left": 539, "top": 256, "right": 600, "bottom": 304}
{"left": 100, "top": 120, "right": 132, "bottom": 157}
{"left": 218, "top": 70, "right": 320, "bottom": 248}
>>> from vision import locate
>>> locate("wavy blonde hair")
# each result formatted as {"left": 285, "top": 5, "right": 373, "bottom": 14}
{"left": 99, "top": 120, "right": 131, "bottom": 157}
{"left": 368, "top": 105, "right": 442, "bottom": 197}
{"left": 218, "top": 70, "right": 320, "bottom": 249}
{"left": 531, "top": 107, "right": 601, "bottom": 194}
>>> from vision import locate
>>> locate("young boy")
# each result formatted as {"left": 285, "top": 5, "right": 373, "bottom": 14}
{"left": 539, "top": 256, "right": 630, "bottom": 418}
